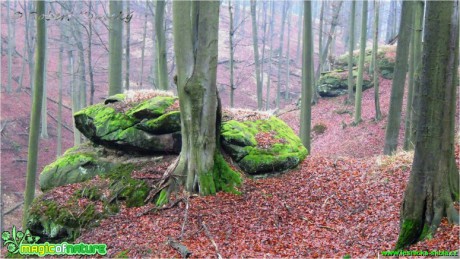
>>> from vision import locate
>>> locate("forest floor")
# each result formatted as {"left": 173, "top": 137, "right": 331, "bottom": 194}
{"left": 1, "top": 3, "right": 459, "bottom": 256}
{"left": 1, "top": 74, "right": 459, "bottom": 258}
{"left": 72, "top": 77, "right": 459, "bottom": 257}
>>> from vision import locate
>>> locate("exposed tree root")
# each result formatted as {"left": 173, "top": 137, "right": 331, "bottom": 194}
{"left": 167, "top": 236, "right": 192, "bottom": 258}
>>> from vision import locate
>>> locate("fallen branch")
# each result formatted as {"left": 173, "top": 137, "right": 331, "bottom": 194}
{"left": 179, "top": 196, "right": 190, "bottom": 240}
{"left": 13, "top": 159, "right": 27, "bottom": 163}
{"left": 202, "top": 221, "right": 222, "bottom": 259}
{"left": 167, "top": 236, "right": 191, "bottom": 258}
{"left": 136, "top": 197, "right": 184, "bottom": 217}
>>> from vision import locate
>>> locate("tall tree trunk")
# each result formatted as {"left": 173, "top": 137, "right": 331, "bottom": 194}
{"left": 265, "top": 1, "right": 275, "bottom": 110}
{"left": 23, "top": 0, "right": 46, "bottom": 229}
{"left": 409, "top": 1, "right": 425, "bottom": 149}
{"left": 250, "top": 0, "right": 262, "bottom": 110}
{"left": 156, "top": 0, "right": 169, "bottom": 90}
{"left": 396, "top": 1, "right": 459, "bottom": 249}
{"left": 372, "top": 0, "right": 381, "bottom": 121}
{"left": 229, "top": 0, "right": 235, "bottom": 108}
{"left": 108, "top": 0, "right": 123, "bottom": 95}
{"left": 346, "top": 0, "right": 356, "bottom": 105}
{"left": 88, "top": 1, "right": 95, "bottom": 104}
{"left": 383, "top": 1, "right": 414, "bottom": 155}
{"left": 385, "top": 0, "right": 395, "bottom": 42}
{"left": 260, "top": 1, "right": 268, "bottom": 95}
{"left": 26, "top": 1, "right": 35, "bottom": 94}
{"left": 139, "top": 1, "right": 149, "bottom": 88}
{"left": 295, "top": 2, "right": 303, "bottom": 64}
{"left": 172, "top": 1, "right": 222, "bottom": 195}
{"left": 285, "top": 3, "right": 292, "bottom": 101}
{"left": 57, "top": 37, "right": 63, "bottom": 157}
{"left": 69, "top": 51, "right": 81, "bottom": 146}
{"left": 6, "top": 0, "right": 13, "bottom": 93}
{"left": 353, "top": 0, "right": 368, "bottom": 124}
{"left": 318, "top": 1, "right": 325, "bottom": 73}
{"left": 40, "top": 27, "right": 48, "bottom": 139}
{"left": 300, "top": 0, "right": 313, "bottom": 153}
{"left": 275, "top": 1, "right": 288, "bottom": 109}
{"left": 125, "top": 0, "right": 131, "bottom": 90}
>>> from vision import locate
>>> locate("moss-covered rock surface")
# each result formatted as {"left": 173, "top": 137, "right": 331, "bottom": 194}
{"left": 74, "top": 91, "right": 181, "bottom": 153}
{"left": 317, "top": 69, "right": 372, "bottom": 97}
{"left": 334, "top": 45, "right": 396, "bottom": 80}
{"left": 221, "top": 112, "right": 308, "bottom": 175}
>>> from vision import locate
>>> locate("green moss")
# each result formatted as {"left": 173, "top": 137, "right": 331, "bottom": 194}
{"left": 199, "top": 171, "right": 217, "bottom": 196}
{"left": 212, "top": 153, "right": 242, "bottom": 194}
{"left": 126, "top": 96, "right": 177, "bottom": 119}
{"left": 221, "top": 120, "right": 258, "bottom": 146}
{"left": 136, "top": 111, "right": 181, "bottom": 134}
{"left": 104, "top": 93, "right": 126, "bottom": 104}
{"left": 75, "top": 103, "right": 137, "bottom": 139}
{"left": 155, "top": 189, "right": 169, "bottom": 207}
{"left": 222, "top": 117, "right": 307, "bottom": 175}
{"left": 114, "top": 250, "right": 130, "bottom": 258}
{"left": 395, "top": 219, "right": 423, "bottom": 250}
{"left": 40, "top": 152, "right": 113, "bottom": 192}
{"left": 74, "top": 185, "right": 102, "bottom": 201}
{"left": 105, "top": 163, "right": 149, "bottom": 208}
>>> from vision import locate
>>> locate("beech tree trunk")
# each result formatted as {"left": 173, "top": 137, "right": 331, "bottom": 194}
{"left": 250, "top": 0, "right": 262, "bottom": 110}
{"left": 300, "top": 0, "right": 313, "bottom": 153}
{"left": 384, "top": 1, "right": 414, "bottom": 155}
{"left": 353, "top": 0, "right": 368, "bottom": 124}
{"left": 346, "top": 1, "right": 356, "bottom": 105}
{"left": 275, "top": 1, "right": 287, "bottom": 109}
{"left": 229, "top": 0, "right": 235, "bottom": 107}
{"left": 108, "top": 0, "right": 123, "bottom": 95}
{"left": 125, "top": 0, "right": 131, "bottom": 90}
{"left": 396, "top": 1, "right": 459, "bottom": 249}
{"left": 265, "top": 1, "right": 275, "bottom": 110}
{"left": 372, "top": 0, "right": 381, "bottom": 121}
{"left": 172, "top": 1, "right": 220, "bottom": 195}
{"left": 156, "top": 0, "right": 169, "bottom": 90}
{"left": 23, "top": 0, "right": 46, "bottom": 229}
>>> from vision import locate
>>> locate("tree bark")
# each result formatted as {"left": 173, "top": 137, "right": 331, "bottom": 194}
{"left": 396, "top": 1, "right": 459, "bottom": 249}
{"left": 172, "top": 1, "right": 220, "bottom": 195}
{"left": 125, "top": 0, "right": 131, "bottom": 90}
{"left": 372, "top": 0, "right": 381, "bottom": 121}
{"left": 265, "top": 1, "right": 275, "bottom": 110}
{"left": 108, "top": 0, "right": 123, "bottom": 95}
{"left": 285, "top": 3, "right": 292, "bottom": 101}
{"left": 23, "top": 0, "right": 46, "bottom": 229}
{"left": 229, "top": 0, "right": 235, "bottom": 107}
{"left": 156, "top": 0, "right": 169, "bottom": 90}
{"left": 300, "top": 1, "right": 313, "bottom": 153}
{"left": 139, "top": 1, "right": 149, "bottom": 88}
{"left": 383, "top": 1, "right": 414, "bottom": 154}
{"left": 346, "top": 1, "right": 356, "bottom": 105}
{"left": 353, "top": 0, "right": 368, "bottom": 125}
{"left": 276, "top": 1, "right": 288, "bottom": 109}
{"left": 250, "top": 0, "right": 263, "bottom": 110}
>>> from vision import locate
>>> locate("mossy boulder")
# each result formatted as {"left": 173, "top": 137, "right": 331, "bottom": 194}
{"left": 317, "top": 69, "right": 372, "bottom": 97}
{"left": 29, "top": 160, "right": 159, "bottom": 242}
{"left": 74, "top": 93, "right": 181, "bottom": 153}
{"left": 221, "top": 116, "right": 307, "bottom": 175}
{"left": 334, "top": 45, "right": 396, "bottom": 79}
{"left": 39, "top": 146, "right": 113, "bottom": 192}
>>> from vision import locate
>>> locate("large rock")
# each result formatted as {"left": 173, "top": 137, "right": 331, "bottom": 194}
{"left": 74, "top": 92, "right": 181, "bottom": 153}
{"left": 317, "top": 69, "right": 372, "bottom": 97}
{"left": 334, "top": 45, "right": 396, "bottom": 79}
{"left": 39, "top": 145, "right": 113, "bottom": 191}
{"left": 221, "top": 114, "right": 308, "bottom": 175}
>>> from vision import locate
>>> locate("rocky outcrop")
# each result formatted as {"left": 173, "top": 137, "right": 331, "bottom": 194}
{"left": 317, "top": 69, "right": 372, "bottom": 97}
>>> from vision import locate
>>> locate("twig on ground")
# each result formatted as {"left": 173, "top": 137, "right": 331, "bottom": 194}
{"left": 3, "top": 201, "right": 23, "bottom": 215}
{"left": 202, "top": 221, "right": 222, "bottom": 259}
{"left": 179, "top": 196, "right": 190, "bottom": 240}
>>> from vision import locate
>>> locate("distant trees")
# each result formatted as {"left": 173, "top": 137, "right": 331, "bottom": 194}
{"left": 396, "top": 1, "right": 459, "bottom": 249}
{"left": 108, "top": 0, "right": 123, "bottom": 95}
{"left": 372, "top": 0, "right": 381, "bottom": 121}
{"left": 384, "top": 1, "right": 413, "bottom": 155}
{"left": 23, "top": 0, "right": 46, "bottom": 229}
{"left": 346, "top": 1, "right": 356, "bottom": 105}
